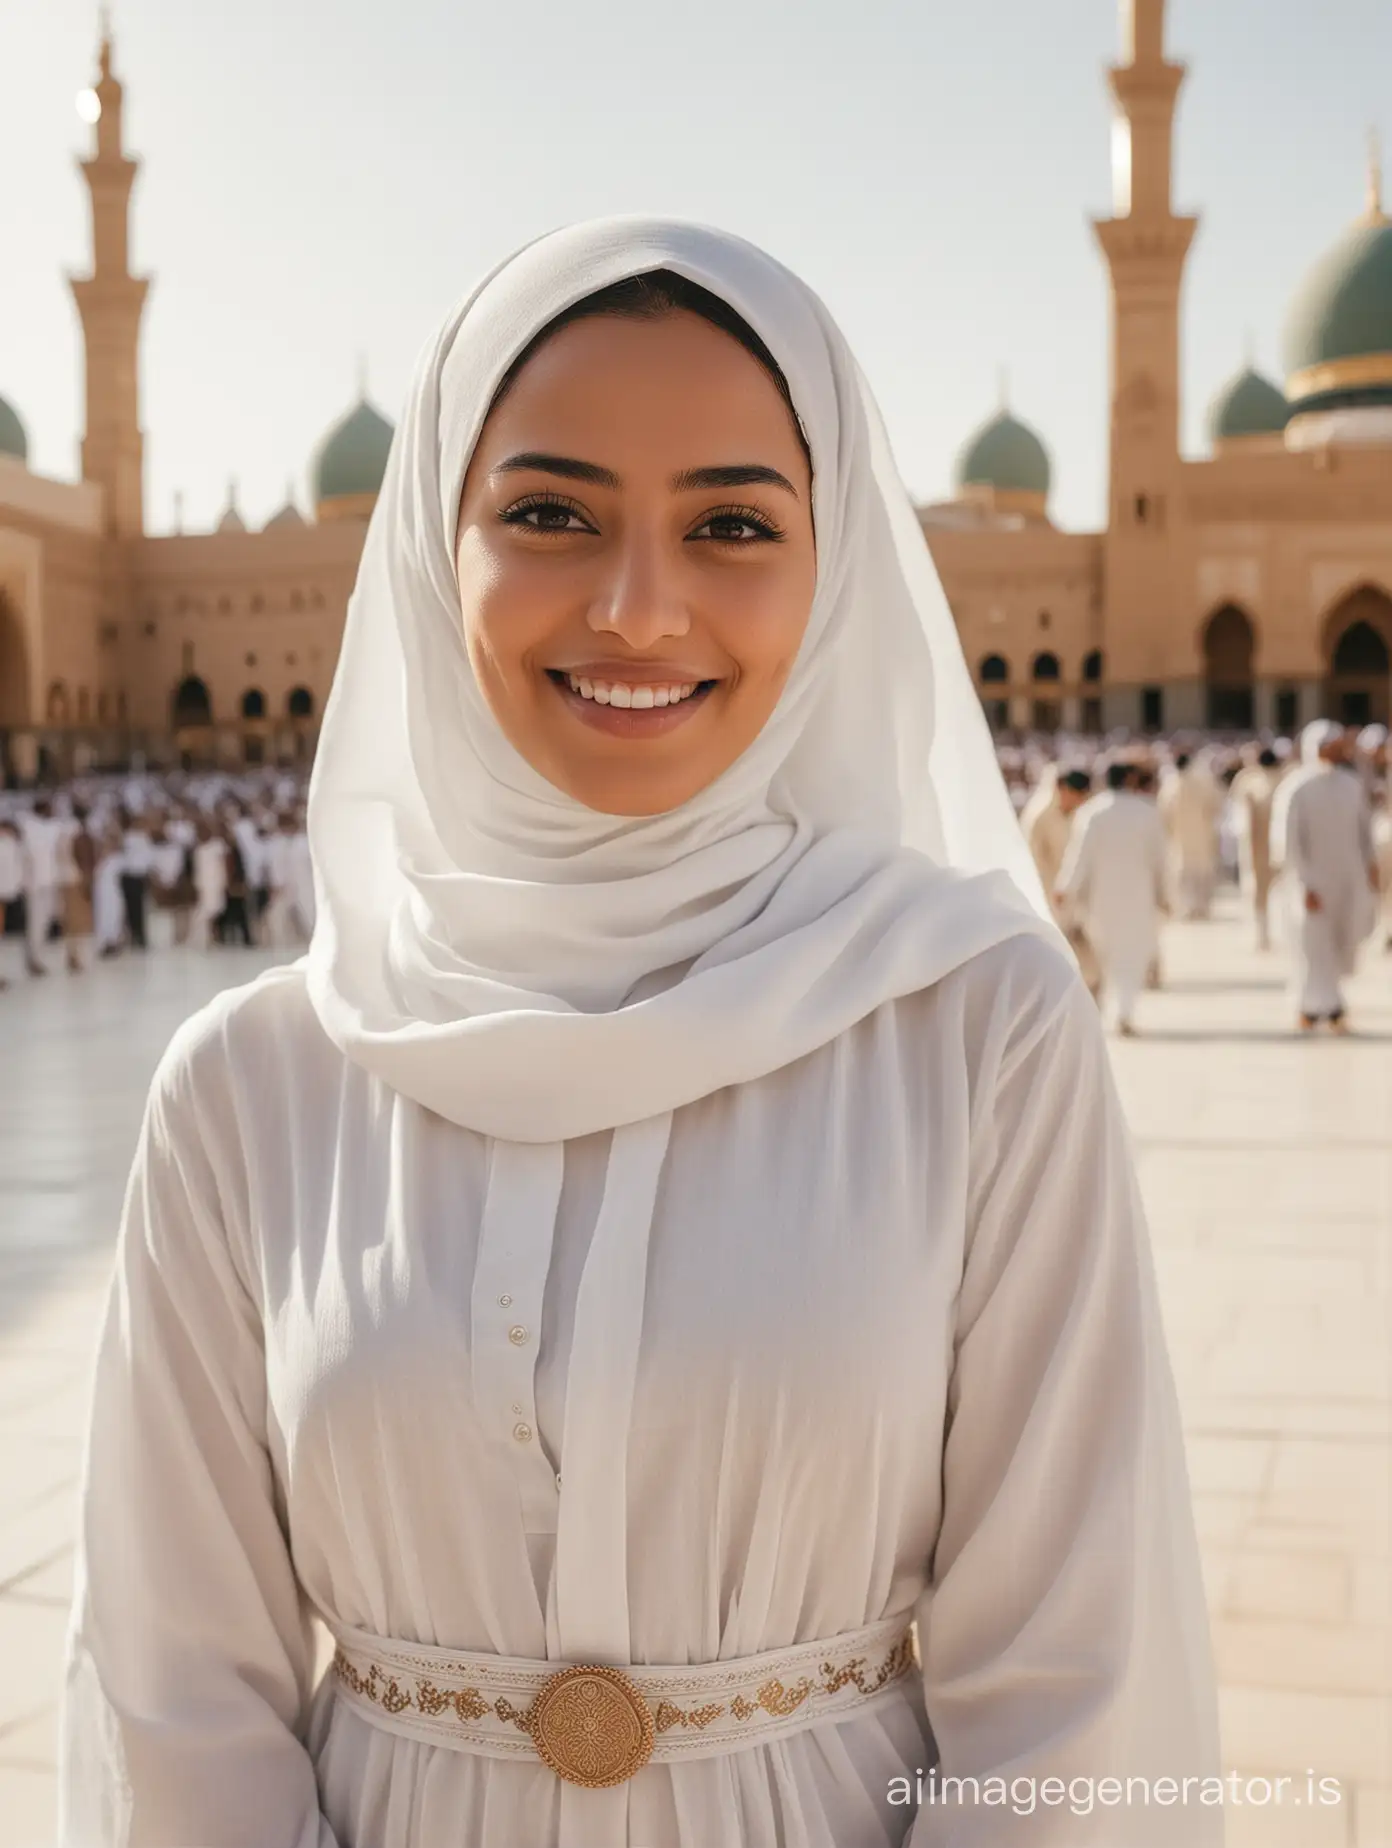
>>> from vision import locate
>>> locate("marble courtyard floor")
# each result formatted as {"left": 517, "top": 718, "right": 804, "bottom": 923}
{"left": 0, "top": 899, "right": 1388, "bottom": 1846}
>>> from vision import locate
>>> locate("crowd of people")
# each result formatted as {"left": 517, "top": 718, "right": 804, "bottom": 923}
{"left": 0, "top": 769, "right": 315, "bottom": 987}
{"left": 1014, "top": 719, "right": 1391, "bottom": 1035}
{"left": 1, "top": 721, "right": 1388, "bottom": 1033}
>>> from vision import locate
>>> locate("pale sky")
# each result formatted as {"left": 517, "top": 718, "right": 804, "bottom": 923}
{"left": 2, "top": 0, "right": 1388, "bottom": 536}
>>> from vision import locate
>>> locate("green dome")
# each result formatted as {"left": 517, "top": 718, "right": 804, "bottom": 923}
{"left": 311, "top": 398, "right": 394, "bottom": 503}
{"left": 1283, "top": 213, "right": 1392, "bottom": 404}
{"left": 0, "top": 393, "right": 29, "bottom": 464}
{"left": 1206, "top": 366, "right": 1288, "bottom": 442}
{"left": 954, "top": 409, "right": 1051, "bottom": 496}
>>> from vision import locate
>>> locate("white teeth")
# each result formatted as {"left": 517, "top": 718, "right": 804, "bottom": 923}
{"left": 564, "top": 675, "right": 702, "bottom": 707}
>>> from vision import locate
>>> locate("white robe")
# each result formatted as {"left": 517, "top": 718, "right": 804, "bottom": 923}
{"left": 1156, "top": 770, "right": 1220, "bottom": 918}
{"left": 194, "top": 838, "right": 229, "bottom": 921}
{"left": 1373, "top": 809, "right": 1392, "bottom": 941}
{"left": 1055, "top": 791, "right": 1167, "bottom": 1026}
{"left": 1019, "top": 789, "right": 1072, "bottom": 919}
{"left": 59, "top": 937, "right": 1219, "bottom": 1847}
{"left": 1271, "top": 764, "right": 1377, "bottom": 1016}
{"left": 93, "top": 850, "right": 126, "bottom": 952}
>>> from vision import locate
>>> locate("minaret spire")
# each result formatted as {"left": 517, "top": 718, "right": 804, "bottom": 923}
{"left": 1091, "top": 0, "right": 1199, "bottom": 726}
{"left": 1366, "top": 128, "right": 1387, "bottom": 224}
{"left": 68, "top": 16, "right": 150, "bottom": 538}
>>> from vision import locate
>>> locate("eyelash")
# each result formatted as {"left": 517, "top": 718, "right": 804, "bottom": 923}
{"left": 497, "top": 492, "right": 786, "bottom": 547}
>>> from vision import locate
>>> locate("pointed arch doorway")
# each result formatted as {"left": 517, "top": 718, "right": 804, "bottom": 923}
{"left": 1202, "top": 604, "right": 1255, "bottom": 730}
{"left": 1322, "top": 586, "right": 1391, "bottom": 726}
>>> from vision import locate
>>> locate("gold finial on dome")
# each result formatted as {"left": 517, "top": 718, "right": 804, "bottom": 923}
{"left": 1365, "top": 128, "right": 1387, "bottom": 225}
{"left": 997, "top": 365, "right": 1010, "bottom": 411}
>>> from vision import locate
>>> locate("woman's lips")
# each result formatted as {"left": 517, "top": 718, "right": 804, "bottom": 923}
{"left": 546, "top": 669, "right": 717, "bottom": 738}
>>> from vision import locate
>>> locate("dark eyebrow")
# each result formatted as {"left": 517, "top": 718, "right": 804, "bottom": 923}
{"left": 490, "top": 452, "right": 800, "bottom": 498}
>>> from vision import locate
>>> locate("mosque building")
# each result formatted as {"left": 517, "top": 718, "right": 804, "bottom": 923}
{"left": 1, "top": 0, "right": 1390, "bottom": 780}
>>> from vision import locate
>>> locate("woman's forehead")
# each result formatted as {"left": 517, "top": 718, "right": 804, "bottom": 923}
{"left": 468, "top": 316, "right": 813, "bottom": 470}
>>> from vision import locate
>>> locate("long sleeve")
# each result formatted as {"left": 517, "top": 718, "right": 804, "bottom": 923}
{"left": 58, "top": 1017, "right": 340, "bottom": 1847}
{"left": 907, "top": 966, "right": 1222, "bottom": 1846}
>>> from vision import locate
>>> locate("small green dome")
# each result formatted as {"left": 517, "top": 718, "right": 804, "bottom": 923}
{"left": 954, "top": 409, "right": 1051, "bottom": 496}
{"left": 311, "top": 398, "right": 394, "bottom": 504}
{"left": 1206, "top": 366, "right": 1288, "bottom": 442}
{"left": 1283, "top": 213, "right": 1392, "bottom": 402}
{"left": 0, "top": 393, "right": 29, "bottom": 464}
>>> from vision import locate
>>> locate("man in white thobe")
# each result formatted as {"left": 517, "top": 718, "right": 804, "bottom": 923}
{"left": 1021, "top": 766, "right": 1099, "bottom": 996}
{"left": 1228, "top": 745, "right": 1280, "bottom": 950}
{"left": 1157, "top": 750, "right": 1222, "bottom": 919}
{"left": 18, "top": 799, "right": 64, "bottom": 976}
{"left": 1056, "top": 761, "right": 1168, "bottom": 1036}
{"left": 1271, "top": 721, "right": 1379, "bottom": 1031}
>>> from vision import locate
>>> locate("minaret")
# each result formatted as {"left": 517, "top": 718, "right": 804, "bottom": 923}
{"left": 69, "top": 11, "right": 150, "bottom": 539}
{"left": 1092, "top": 0, "right": 1198, "bottom": 719}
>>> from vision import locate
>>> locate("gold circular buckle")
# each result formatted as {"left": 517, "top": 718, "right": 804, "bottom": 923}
{"left": 531, "top": 1663, "right": 656, "bottom": 1788}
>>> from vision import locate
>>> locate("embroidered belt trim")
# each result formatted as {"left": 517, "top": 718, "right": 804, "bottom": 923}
{"left": 325, "top": 1613, "right": 917, "bottom": 1786}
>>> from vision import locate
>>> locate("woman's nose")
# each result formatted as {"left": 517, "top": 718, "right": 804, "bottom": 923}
{"left": 586, "top": 534, "right": 691, "bottom": 649}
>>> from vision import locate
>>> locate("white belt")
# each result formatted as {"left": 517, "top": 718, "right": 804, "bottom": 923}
{"left": 326, "top": 1613, "right": 918, "bottom": 1789}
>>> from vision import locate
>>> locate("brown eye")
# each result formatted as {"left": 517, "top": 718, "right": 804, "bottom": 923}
{"left": 498, "top": 495, "right": 594, "bottom": 535}
{"left": 691, "top": 505, "right": 785, "bottom": 547}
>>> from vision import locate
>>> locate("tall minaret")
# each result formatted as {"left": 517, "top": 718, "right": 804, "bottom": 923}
{"left": 69, "top": 11, "right": 150, "bottom": 539}
{"left": 1092, "top": 0, "right": 1198, "bottom": 715}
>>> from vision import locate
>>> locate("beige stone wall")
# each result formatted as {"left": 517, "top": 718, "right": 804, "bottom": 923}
{"left": 120, "top": 520, "right": 366, "bottom": 731}
{"left": 926, "top": 523, "right": 1105, "bottom": 726}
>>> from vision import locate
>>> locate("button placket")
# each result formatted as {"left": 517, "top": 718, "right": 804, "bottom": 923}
{"left": 469, "top": 1142, "right": 564, "bottom": 1529}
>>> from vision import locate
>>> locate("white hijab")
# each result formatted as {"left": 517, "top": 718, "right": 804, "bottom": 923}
{"left": 305, "top": 215, "right": 1057, "bottom": 1145}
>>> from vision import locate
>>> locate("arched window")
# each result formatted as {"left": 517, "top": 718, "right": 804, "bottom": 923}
{"left": 171, "top": 675, "right": 212, "bottom": 726}
{"left": 47, "top": 680, "right": 69, "bottom": 723}
{"left": 309, "top": 589, "right": 325, "bottom": 610}
{"left": 77, "top": 687, "right": 91, "bottom": 722}
{"left": 250, "top": 593, "right": 265, "bottom": 614}
{"left": 1082, "top": 649, "right": 1103, "bottom": 683}
{"left": 217, "top": 595, "right": 232, "bottom": 616}
{"left": 287, "top": 685, "right": 315, "bottom": 718}
{"left": 98, "top": 690, "right": 110, "bottom": 722}
{"left": 979, "top": 654, "right": 1009, "bottom": 685}
{"left": 241, "top": 687, "right": 267, "bottom": 720}
{"left": 290, "top": 589, "right": 305, "bottom": 612}
{"left": 1031, "top": 651, "right": 1060, "bottom": 682}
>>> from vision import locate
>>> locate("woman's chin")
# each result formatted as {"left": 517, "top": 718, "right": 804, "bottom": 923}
{"left": 551, "top": 772, "right": 707, "bottom": 819}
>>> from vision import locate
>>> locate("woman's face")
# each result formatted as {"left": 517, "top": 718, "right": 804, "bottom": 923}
{"left": 454, "top": 309, "right": 817, "bottom": 817}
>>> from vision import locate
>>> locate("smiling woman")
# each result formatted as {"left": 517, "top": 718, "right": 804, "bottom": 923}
{"left": 60, "top": 217, "right": 1220, "bottom": 1848}
{"left": 454, "top": 277, "right": 818, "bottom": 814}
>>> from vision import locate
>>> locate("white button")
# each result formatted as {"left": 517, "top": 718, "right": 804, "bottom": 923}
{"left": 508, "top": 1324, "right": 530, "bottom": 1346}
{"left": 498, "top": 1293, "right": 513, "bottom": 1307}
{"left": 555, "top": 1472, "right": 563, "bottom": 1491}
{"left": 511, "top": 1402, "right": 524, "bottom": 1415}
{"left": 513, "top": 1421, "right": 533, "bottom": 1444}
